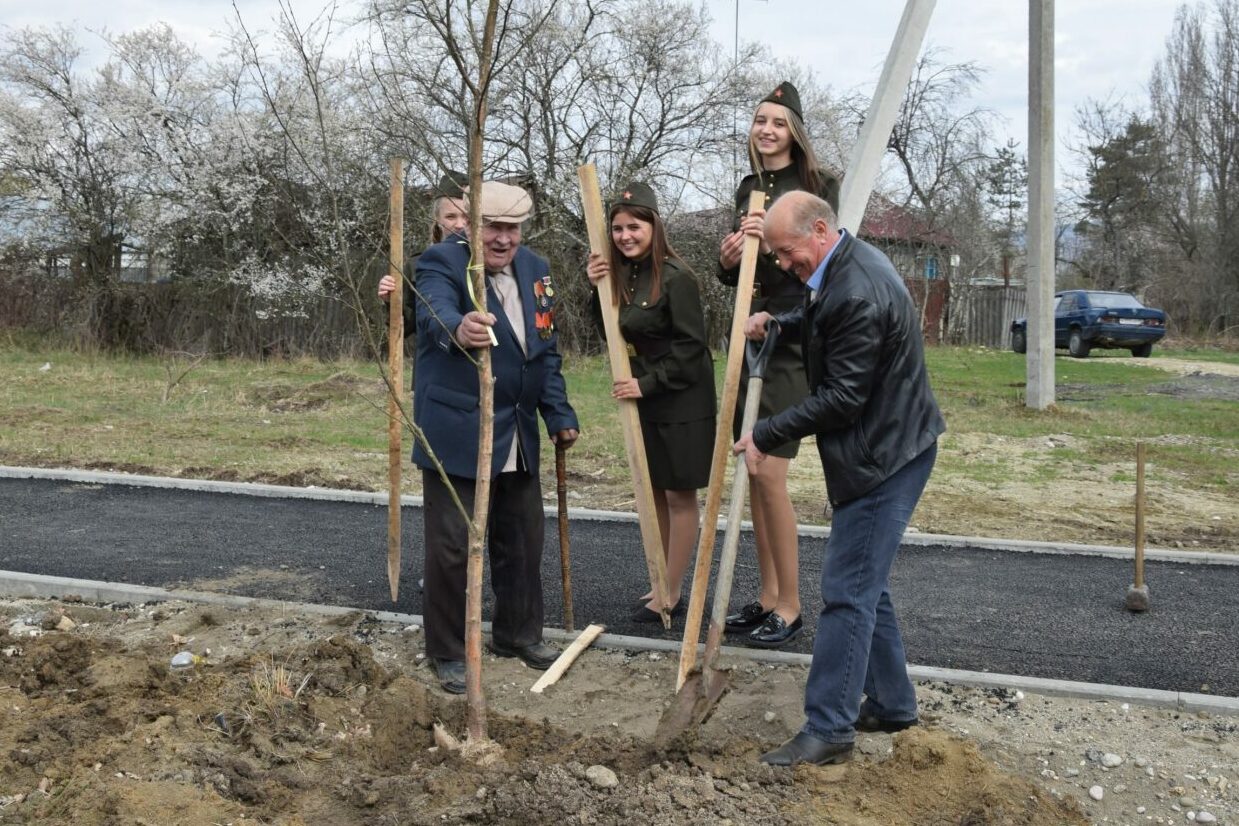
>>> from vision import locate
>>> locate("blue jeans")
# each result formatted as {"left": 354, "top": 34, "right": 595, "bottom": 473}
{"left": 802, "top": 442, "right": 937, "bottom": 743}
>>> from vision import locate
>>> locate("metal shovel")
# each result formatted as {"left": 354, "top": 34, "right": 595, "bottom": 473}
{"left": 654, "top": 322, "right": 780, "bottom": 748}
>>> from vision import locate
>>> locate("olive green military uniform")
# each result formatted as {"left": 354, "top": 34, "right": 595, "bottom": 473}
{"left": 617, "top": 256, "right": 717, "bottom": 491}
{"left": 718, "top": 162, "right": 840, "bottom": 458}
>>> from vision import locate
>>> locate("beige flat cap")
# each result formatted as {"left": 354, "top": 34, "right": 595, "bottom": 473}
{"left": 478, "top": 180, "right": 533, "bottom": 224}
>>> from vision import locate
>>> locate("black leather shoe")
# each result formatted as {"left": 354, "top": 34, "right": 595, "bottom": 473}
{"left": 724, "top": 601, "right": 771, "bottom": 633}
{"left": 748, "top": 613, "right": 803, "bottom": 648}
{"left": 759, "top": 732, "right": 853, "bottom": 766}
{"left": 487, "top": 640, "right": 559, "bottom": 670}
{"left": 432, "top": 658, "right": 465, "bottom": 694}
{"left": 630, "top": 601, "right": 684, "bottom": 623}
{"left": 855, "top": 714, "right": 918, "bottom": 733}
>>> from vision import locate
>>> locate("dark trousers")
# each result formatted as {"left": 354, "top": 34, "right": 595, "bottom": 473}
{"left": 421, "top": 468, "right": 545, "bottom": 662}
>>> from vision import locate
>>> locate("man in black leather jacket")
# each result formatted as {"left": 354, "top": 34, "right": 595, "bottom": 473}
{"left": 735, "top": 190, "right": 946, "bottom": 767}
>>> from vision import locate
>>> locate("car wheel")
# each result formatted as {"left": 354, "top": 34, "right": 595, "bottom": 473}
{"left": 1068, "top": 329, "right": 1090, "bottom": 358}
{"left": 1011, "top": 329, "right": 1027, "bottom": 354}
{"left": 1131, "top": 343, "right": 1153, "bottom": 358}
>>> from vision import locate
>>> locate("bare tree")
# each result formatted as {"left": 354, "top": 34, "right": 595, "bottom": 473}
{"left": 1149, "top": 0, "right": 1239, "bottom": 333}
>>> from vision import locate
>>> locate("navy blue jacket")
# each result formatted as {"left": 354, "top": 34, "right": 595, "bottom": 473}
{"left": 412, "top": 237, "right": 578, "bottom": 480}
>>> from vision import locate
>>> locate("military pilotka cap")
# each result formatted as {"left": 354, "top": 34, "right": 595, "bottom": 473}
{"left": 761, "top": 81, "right": 803, "bottom": 122}
{"left": 612, "top": 182, "right": 660, "bottom": 215}
{"left": 436, "top": 169, "right": 468, "bottom": 199}
{"left": 478, "top": 180, "right": 533, "bottom": 224}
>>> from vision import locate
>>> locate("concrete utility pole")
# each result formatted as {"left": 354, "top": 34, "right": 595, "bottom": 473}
{"left": 1026, "top": 0, "right": 1056, "bottom": 409}
{"left": 836, "top": 0, "right": 937, "bottom": 233}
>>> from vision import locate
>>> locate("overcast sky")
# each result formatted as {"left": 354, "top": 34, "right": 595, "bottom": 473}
{"left": 1, "top": 0, "right": 1186, "bottom": 182}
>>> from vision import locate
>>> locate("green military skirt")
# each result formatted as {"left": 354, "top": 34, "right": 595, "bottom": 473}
{"left": 731, "top": 337, "right": 808, "bottom": 459}
{"left": 641, "top": 415, "right": 716, "bottom": 491}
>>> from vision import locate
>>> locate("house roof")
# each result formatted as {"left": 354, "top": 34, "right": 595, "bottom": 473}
{"left": 672, "top": 193, "right": 954, "bottom": 248}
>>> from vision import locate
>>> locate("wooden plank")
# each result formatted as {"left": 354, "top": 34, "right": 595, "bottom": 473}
{"left": 676, "top": 189, "right": 766, "bottom": 691}
{"left": 386, "top": 157, "right": 404, "bottom": 603}
{"left": 576, "top": 164, "right": 671, "bottom": 623}
{"left": 530, "top": 623, "right": 606, "bottom": 694}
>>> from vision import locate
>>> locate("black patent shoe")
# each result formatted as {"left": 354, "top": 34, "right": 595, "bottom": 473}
{"left": 724, "top": 601, "right": 772, "bottom": 633}
{"left": 748, "top": 613, "right": 803, "bottom": 648}
{"left": 631, "top": 601, "right": 684, "bottom": 623}
{"left": 759, "top": 732, "right": 853, "bottom": 766}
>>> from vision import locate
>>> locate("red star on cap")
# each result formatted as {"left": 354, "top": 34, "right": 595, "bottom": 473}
{"left": 773, "top": 87, "right": 783, "bottom": 98}
{"left": 623, "top": 191, "right": 633, "bottom": 199}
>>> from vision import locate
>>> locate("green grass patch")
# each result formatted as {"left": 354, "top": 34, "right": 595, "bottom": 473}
{"left": 1, "top": 340, "right": 1234, "bottom": 548}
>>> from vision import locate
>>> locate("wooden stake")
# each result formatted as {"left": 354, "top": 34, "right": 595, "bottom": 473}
{"left": 386, "top": 157, "right": 404, "bottom": 603}
{"left": 676, "top": 189, "right": 766, "bottom": 691}
{"left": 1135, "top": 441, "right": 1145, "bottom": 589}
{"left": 530, "top": 623, "right": 605, "bottom": 694}
{"left": 576, "top": 164, "right": 671, "bottom": 625}
{"left": 556, "top": 443, "right": 574, "bottom": 632}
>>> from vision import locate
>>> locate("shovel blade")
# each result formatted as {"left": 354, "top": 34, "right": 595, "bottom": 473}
{"left": 652, "top": 666, "right": 731, "bottom": 750}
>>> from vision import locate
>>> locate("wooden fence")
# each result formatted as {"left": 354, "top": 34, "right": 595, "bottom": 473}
{"left": 948, "top": 285, "right": 1027, "bottom": 349}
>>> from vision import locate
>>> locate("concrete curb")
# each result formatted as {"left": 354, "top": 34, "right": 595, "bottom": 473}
{"left": 2, "top": 569, "right": 1235, "bottom": 716}
{"left": 3, "top": 465, "right": 1235, "bottom": 565}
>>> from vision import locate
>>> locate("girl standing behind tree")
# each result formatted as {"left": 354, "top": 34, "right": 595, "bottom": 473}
{"left": 587, "top": 183, "right": 716, "bottom": 623}
{"left": 718, "top": 81, "right": 840, "bottom": 648}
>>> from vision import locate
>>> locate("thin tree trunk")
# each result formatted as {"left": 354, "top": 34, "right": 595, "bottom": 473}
{"left": 464, "top": 0, "right": 503, "bottom": 745}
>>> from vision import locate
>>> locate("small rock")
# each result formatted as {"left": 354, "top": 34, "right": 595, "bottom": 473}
{"left": 1101, "top": 753, "right": 1124, "bottom": 768}
{"left": 1181, "top": 797, "right": 1199, "bottom": 808}
{"left": 763, "top": 711, "right": 776, "bottom": 723}
{"left": 1115, "top": 784, "right": 1127, "bottom": 793}
{"left": 1195, "top": 813, "right": 1217, "bottom": 824}
{"left": 1064, "top": 768, "right": 1080, "bottom": 777}
{"left": 586, "top": 765, "right": 618, "bottom": 789}
{"left": 1086, "top": 749, "right": 1104, "bottom": 763}
{"left": 1138, "top": 807, "right": 1147, "bottom": 814}
{"left": 648, "top": 652, "right": 662, "bottom": 661}
{"left": 1135, "top": 757, "right": 1150, "bottom": 768}
{"left": 1088, "top": 785, "right": 1104, "bottom": 801}
{"left": 55, "top": 616, "right": 76, "bottom": 632}
{"left": 857, "top": 739, "right": 882, "bottom": 755}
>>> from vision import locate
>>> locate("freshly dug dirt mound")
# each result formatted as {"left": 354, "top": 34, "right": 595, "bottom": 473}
{"left": 0, "top": 599, "right": 1095, "bottom": 825}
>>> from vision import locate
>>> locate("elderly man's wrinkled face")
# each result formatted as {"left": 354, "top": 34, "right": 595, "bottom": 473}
{"left": 766, "top": 212, "right": 829, "bottom": 283}
{"left": 482, "top": 221, "right": 521, "bottom": 271}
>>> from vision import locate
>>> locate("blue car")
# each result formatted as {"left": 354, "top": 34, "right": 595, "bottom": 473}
{"left": 1011, "top": 290, "right": 1167, "bottom": 358}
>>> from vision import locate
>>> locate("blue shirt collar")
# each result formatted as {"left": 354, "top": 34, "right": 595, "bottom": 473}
{"left": 805, "top": 229, "right": 848, "bottom": 295}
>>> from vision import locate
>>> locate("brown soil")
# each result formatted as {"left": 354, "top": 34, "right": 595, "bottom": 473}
{"left": 4, "top": 597, "right": 1235, "bottom": 826}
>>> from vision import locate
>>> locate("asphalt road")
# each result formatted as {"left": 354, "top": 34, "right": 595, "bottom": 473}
{"left": 1, "top": 476, "right": 1236, "bottom": 696}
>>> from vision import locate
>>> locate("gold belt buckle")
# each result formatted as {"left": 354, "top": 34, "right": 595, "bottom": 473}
{"left": 626, "top": 343, "right": 637, "bottom": 358}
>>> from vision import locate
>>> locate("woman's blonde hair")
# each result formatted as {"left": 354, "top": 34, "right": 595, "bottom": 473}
{"left": 747, "top": 102, "right": 824, "bottom": 194}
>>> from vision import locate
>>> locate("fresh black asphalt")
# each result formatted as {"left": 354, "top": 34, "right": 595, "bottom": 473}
{"left": 1, "top": 476, "right": 1236, "bottom": 696}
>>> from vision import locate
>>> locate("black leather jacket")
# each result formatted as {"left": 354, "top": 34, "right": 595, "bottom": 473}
{"left": 752, "top": 233, "right": 945, "bottom": 505}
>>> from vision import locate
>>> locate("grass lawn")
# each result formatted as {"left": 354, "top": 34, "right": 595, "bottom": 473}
{"left": 1, "top": 335, "right": 1235, "bottom": 551}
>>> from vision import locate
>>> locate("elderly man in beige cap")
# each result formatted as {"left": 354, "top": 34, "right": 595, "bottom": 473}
{"left": 412, "top": 180, "right": 580, "bottom": 695}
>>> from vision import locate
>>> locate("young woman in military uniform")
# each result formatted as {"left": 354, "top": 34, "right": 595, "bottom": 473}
{"left": 587, "top": 183, "right": 716, "bottom": 623}
{"left": 717, "top": 81, "right": 840, "bottom": 647}
{"left": 377, "top": 169, "right": 470, "bottom": 331}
